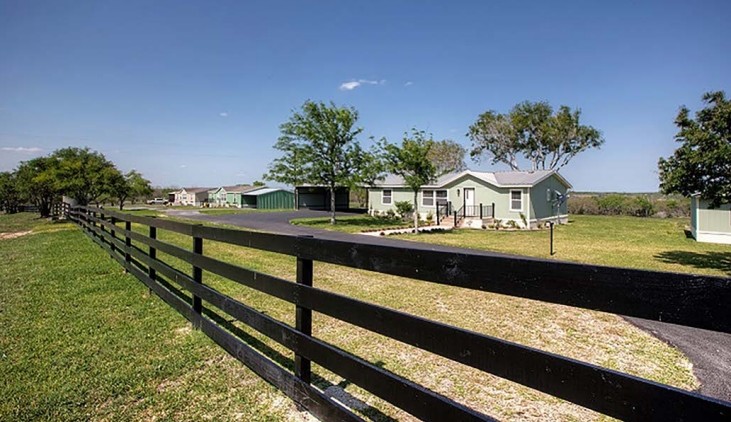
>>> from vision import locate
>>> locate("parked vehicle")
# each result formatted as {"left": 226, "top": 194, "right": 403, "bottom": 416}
{"left": 146, "top": 198, "right": 168, "bottom": 205}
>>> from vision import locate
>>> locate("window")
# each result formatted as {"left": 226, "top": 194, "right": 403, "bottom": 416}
{"left": 382, "top": 189, "right": 392, "bottom": 205}
{"left": 423, "top": 190, "right": 447, "bottom": 207}
{"left": 422, "top": 190, "right": 434, "bottom": 206}
{"left": 510, "top": 190, "right": 522, "bottom": 211}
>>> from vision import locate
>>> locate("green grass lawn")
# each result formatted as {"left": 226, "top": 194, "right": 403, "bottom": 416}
{"left": 292, "top": 215, "right": 410, "bottom": 233}
{"left": 399, "top": 215, "right": 731, "bottom": 277}
{"left": 1, "top": 212, "right": 707, "bottom": 421}
{"left": 0, "top": 213, "right": 301, "bottom": 421}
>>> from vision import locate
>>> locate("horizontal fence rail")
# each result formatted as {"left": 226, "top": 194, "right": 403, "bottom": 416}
{"left": 65, "top": 205, "right": 731, "bottom": 421}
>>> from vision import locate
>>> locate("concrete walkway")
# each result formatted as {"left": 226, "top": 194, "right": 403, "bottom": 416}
{"left": 166, "top": 209, "right": 731, "bottom": 402}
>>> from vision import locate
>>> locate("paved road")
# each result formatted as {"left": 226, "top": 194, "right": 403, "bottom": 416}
{"left": 168, "top": 209, "right": 731, "bottom": 402}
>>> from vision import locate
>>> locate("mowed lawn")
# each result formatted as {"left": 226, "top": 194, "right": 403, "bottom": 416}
{"left": 295, "top": 214, "right": 730, "bottom": 277}
{"left": 0, "top": 212, "right": 709, "bottom": 421}
{"left": 399, "top": 215, "right": 730, "bottom": 277}
{"left": 0, "top": 213, "right": 303, "bottom": 421}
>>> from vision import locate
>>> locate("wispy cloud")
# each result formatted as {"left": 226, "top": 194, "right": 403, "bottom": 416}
{"left": 339, "top": 79, "right": 386, "bottom": 91}
{"left": 404, "top": 81, "right": 413, "bottom": 87}
{"left": 219, "top": 112, "right": 229, "bottom": 117}
{"left": 1, "top": 147, "right": 43, "bottom": 153}
{"left": 180, "top": 164, "right": 187, "bottom": 168}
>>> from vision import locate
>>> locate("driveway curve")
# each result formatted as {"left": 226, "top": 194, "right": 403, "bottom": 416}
{"left": 167, "top": 209, "right": 731, "bottom": 402}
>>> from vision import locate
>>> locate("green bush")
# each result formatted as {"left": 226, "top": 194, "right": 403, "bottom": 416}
{"left": 568, "top": 194, "right": 689, "bottom": 218}
{"left": 394, "top": 201, "right": 414, "bottom": 218}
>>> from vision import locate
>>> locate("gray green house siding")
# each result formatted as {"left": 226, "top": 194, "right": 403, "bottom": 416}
{"left": 530, "top": 176, "right": 569, "bottom": 223}
{"left": 369, "top": 170, "right": 571, "bottom": 228}
{"left": 691, "top": 196, "right": 731, "bottom": 244}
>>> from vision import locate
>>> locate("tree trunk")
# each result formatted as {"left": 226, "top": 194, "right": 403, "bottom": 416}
{"left": 329, "top": 185, "right": 336, "bottom": 225}
{"left": 38, "top": 200, "right": 51, "bottom": 218}
{"left": 413, "top": 190, "right": 419, "bottom": 233}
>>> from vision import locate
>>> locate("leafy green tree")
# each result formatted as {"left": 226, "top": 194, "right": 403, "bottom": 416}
{"left": 266, "top": 100, "right": 367, "bottom": 224}
{"left": 658, "top": 91, "right": 731, "bottom": 207}
{"left": 427, "top": 139, "right": 467, "bottom": 175}
{"left": 127, "top": 170, "right": 153, "bottom": 204}
{"left": 15, "top": 156, "right": 61, "bottom": 217}
{"left": 52, "top": 147, "right": 119, "bottom": 205}
{"left": 252, "top": 180, "right": 266, "bottom": 187}
{"left": 108, "top": 169, "right": 153, "bottom": 210}
{"left": 0, "top": 171, "right": 21, "bottom": 214}
{"left": 468, "top": 101, "right": 603, "bottom": 171}
{"left": 382, "top": 129, "right": 438, "bottom": 231}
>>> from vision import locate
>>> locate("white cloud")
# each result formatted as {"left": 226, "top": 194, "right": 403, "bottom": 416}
{"left": 404, "top": 81, "right": 413, "bottom": 87}
{"left": 180, "top": 164, "right": 187, "bottom": 168}
{"left": 219, "top": 112, "right": 229, "bottom": 117}
{"left": 1, "top": 147, "right": 43, "bottom": 153}
{"left": 339, "top": 79, "right": 386, "bottom": 91}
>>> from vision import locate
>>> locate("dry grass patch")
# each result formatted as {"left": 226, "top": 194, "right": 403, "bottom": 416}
{"left": 144, "top": 222, "right": 698, "bottom": 421}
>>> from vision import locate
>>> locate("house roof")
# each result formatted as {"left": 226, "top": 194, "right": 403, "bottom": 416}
{"left": 244, "top": 187, "right": 291, "bottom": 196}
{"left": 183, "top": 187, "right": 213, "bottom": 194}
{"left": 210, "top": 185, "right": 264, "bottom": 194}
{"left": 228, "top": 185, "right": 263, "bottom": 194}
{"left": 374, "top": 169, "right": 572, "bottom": 189}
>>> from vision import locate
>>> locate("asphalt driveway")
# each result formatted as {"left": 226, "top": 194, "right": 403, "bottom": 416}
{"left": 167, "top": 209, "right": 731, "bottom": 402}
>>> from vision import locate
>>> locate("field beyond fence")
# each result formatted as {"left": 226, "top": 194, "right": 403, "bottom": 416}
{"left": 64, "top": 205, "right": 730, "bottom": 421}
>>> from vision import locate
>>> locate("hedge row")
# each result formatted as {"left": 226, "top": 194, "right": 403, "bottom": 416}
{"left": 568, "top": 194, "right": 690, "bottom": 218}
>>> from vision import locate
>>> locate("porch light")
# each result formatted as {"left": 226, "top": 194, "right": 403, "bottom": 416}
{"left": 457, "top": 189, "right": 460, "bottom": 197}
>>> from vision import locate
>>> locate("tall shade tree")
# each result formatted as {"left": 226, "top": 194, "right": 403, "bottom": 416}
{"left": 109, "top": 170, "right": 153, "bottom": 210}
{"left": 382, "top": 129, "right": 438, "bottom": 231}
{"left": 427, "top": 139, "right": 467, "bottom": 175}
{"left": 266, "top": 100, "right": 368, "bottom": 224}
{"left": 468, "top": 101, "right": 603, "bottom": 171}
{"left": 15, "top": 156, "right": 61, "bottom": 217}
{"left": 0, "top": 171, "right": 21, "bottom": 214}
{"left": 659, "top": 91, "right": 731, "bottom": 207}
{"left": 127, "top": 170, "right": 154, "bottom": 204}
{"left": 52, "top": 147, "right": 119, "bottom": 205}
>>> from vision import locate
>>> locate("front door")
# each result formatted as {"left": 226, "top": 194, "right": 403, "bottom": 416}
{"left": 464, "top": 188, "right": 475, "bottom": 215}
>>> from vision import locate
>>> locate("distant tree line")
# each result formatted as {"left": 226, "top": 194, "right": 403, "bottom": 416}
{"left": 0, "top": 147, "right": 153, "bottom": 217}
{"left": 568, "top": 194, "right": 690, "bottom": 218}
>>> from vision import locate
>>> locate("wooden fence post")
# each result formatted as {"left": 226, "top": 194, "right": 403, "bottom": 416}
{"left": 125, "top": 220, "right": 132, "bottom": 272}
{"left": 192, "top": 225, "right": 203, "bottom": 322}
{"left": 149, "top": 224, "right": 157, "bottom": 278}
{"left": 110, "top": 216, "right": 117, "bottom": 254}
{"left": 148, "top": 223, "right": 156, "bottom": 295}
{"left": 295, "top": 236, "right": 314, "bottom": 384}
{"left": 479, "top": 203, "right": 483, "bottom": 220}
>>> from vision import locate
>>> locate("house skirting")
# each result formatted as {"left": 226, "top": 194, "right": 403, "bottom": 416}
{"left": 692, "top": 228, "right": 731, "bottom": 245}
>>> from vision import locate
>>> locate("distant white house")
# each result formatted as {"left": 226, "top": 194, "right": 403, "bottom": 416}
{"left": 169, "top": 187, "right": 211, "bottom": 207}
{"left": 690, "top": 194, "right": 731, "bottom": 244}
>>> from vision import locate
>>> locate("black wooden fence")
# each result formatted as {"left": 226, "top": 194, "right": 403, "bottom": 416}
{"left": 64, "top": 205, "right": 731, "bottom": 421}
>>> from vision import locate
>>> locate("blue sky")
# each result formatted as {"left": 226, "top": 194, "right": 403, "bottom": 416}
{"left": 1, "top": 1, "right": 729, "bottom": 192}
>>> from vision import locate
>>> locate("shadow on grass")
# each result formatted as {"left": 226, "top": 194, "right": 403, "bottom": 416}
{"left": 654, "top": 250, "right": 731, "bottom": 275}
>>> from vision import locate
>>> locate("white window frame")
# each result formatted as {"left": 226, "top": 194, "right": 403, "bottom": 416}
{"left": 422, "top": 189, "right": 447, "bottom": 207}
{"left": 422, "top": 190, "right": 435, "bottom": 207}
{"left": 510, "top": 189, "right": 523, "bottom": 212}
{"left": 382, "top": 189, "right": 393, "bottom": 205}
